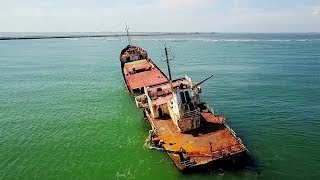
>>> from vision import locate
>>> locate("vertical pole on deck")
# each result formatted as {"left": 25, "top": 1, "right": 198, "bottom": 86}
{"left": 125, "top": 22, "right": 132, "bottom": 46}
{"left": 164, "top": 45, "right": 174, "bottom": 93}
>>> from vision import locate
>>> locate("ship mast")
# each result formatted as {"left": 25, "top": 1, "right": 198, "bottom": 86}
{"left": 164, "top": 45, "right": 174, "bottom": 92}
{"left": 125, "top": 23, "right": 132, "bottom": 46}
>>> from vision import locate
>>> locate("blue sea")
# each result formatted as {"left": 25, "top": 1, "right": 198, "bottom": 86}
{"left": 0, "top": 33, "right": 320, "bottom": 179}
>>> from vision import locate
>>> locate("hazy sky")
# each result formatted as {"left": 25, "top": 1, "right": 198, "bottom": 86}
{"left": 1, "top": 0, "right": 320, "bottom": 32}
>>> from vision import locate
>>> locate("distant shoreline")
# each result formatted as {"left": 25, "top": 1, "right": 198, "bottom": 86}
{"left": 1, "top": 32, "right": 319, "bottom": 41}
{"left": 0, "top": 32, "right": 204, "bottom": 41}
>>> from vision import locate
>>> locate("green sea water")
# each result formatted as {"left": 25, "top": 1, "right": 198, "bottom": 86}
{"left": 1, "top": 33, "right": 320, "bottom": 179}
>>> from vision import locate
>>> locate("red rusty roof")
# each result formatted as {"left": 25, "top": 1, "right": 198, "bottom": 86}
{"left": 125, "top": 68, "right": 169, "bottom": 91}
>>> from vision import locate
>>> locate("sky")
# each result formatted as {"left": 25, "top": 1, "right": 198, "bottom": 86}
{"left": 0, "top": 0, "right": 320, "bottom": 32}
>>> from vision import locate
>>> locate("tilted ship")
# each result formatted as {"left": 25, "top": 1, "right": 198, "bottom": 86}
{"left": 119, "top": 28, "right": 248, "bottom": 171}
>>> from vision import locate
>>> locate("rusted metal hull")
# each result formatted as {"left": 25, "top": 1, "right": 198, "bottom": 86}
{"left": 168, "top": 150, "right": 247, "bottom": 172}
{"left": 145, "top": 103, "right": 247, "bottom": 171}
{"left": 119, "top": 45, "right": 248, "bottom": 171}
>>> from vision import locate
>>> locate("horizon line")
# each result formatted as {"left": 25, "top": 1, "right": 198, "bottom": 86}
{"left": 1, "top": 31, "right": 320, "bottom": 34}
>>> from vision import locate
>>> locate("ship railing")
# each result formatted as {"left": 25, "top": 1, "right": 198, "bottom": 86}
{"left": 185, "top": 144, "right": 247, "bottom": 164}
{"left": 211, "top": 145, "right": 245, "bottom": 160}
{"left": 220, "top": 118, "right": 238, "bottom": 138}
{"left": 180, "top": 160, "right": 193, "bottom": 167}
{"left": 203, "top": 103, "right": 215, "bottom": 115}
{"left": 204, "top": 104, "right": 248, "bottom": 152}
{"left": 220, "top": 121, "right": 248, "bottom": 152}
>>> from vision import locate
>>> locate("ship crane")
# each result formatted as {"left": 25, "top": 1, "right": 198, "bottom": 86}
{"left": 193, "top": 74, "right": 214, "bottom": 88}
{"left": 192, "top": 74, "right": 214, "bottom": 93}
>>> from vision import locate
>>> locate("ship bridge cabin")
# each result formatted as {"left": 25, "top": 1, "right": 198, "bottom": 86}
{"left": 136, "top": 76, "right": 201, "bottom": 132}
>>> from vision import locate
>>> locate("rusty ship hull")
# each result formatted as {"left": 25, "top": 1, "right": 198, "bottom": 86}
{"left": 119, "top": 44, "right": 247, "bottom": 171}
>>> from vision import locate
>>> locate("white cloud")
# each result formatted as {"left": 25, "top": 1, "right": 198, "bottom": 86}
{"left": 312, "top": 8, "right": 320, "bottom": 15}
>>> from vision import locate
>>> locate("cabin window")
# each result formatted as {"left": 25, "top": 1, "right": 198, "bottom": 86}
{"left": 158, "top": 107, "right": 163, "bottom": 117}
{"left": 189, "top": 103, "right": 195, "bottom": 111}
{"left": 180, "top": 92, "right": 186, "bottom": 104}
{"left": 179, "top": 83, "right": 184, "bottom": 89}
{"left": 184, "top": 103, "right": 195, "bottom": 112}
{"left": 185, "top": 91, "right": 191, "bottom": 103}
{"left": 185, "top": 104, "right": 189, "bottom": 111}
{"left": 180, "top": 91, "right": 192, "bottom": 104}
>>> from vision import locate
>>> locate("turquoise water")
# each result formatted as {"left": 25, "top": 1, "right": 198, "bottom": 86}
{"left": 1, "top": 33, "right": 320, "bottom": 179}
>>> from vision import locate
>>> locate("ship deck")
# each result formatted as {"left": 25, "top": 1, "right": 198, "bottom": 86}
{"left": 124, "top": 59, "right": 169, "bottom": 92}
{"left": 147, "top": 106, "right": 246, "bottom": 167}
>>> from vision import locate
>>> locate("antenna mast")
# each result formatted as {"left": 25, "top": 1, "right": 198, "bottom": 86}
{"left": 125, "top": 23, "right": 132, "bottom": 46}
{"left": 164, "top": 46, "right": 172, "bottom": 81}
{"left": 164, "top": 44, "right": 174, "bottom": 92}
